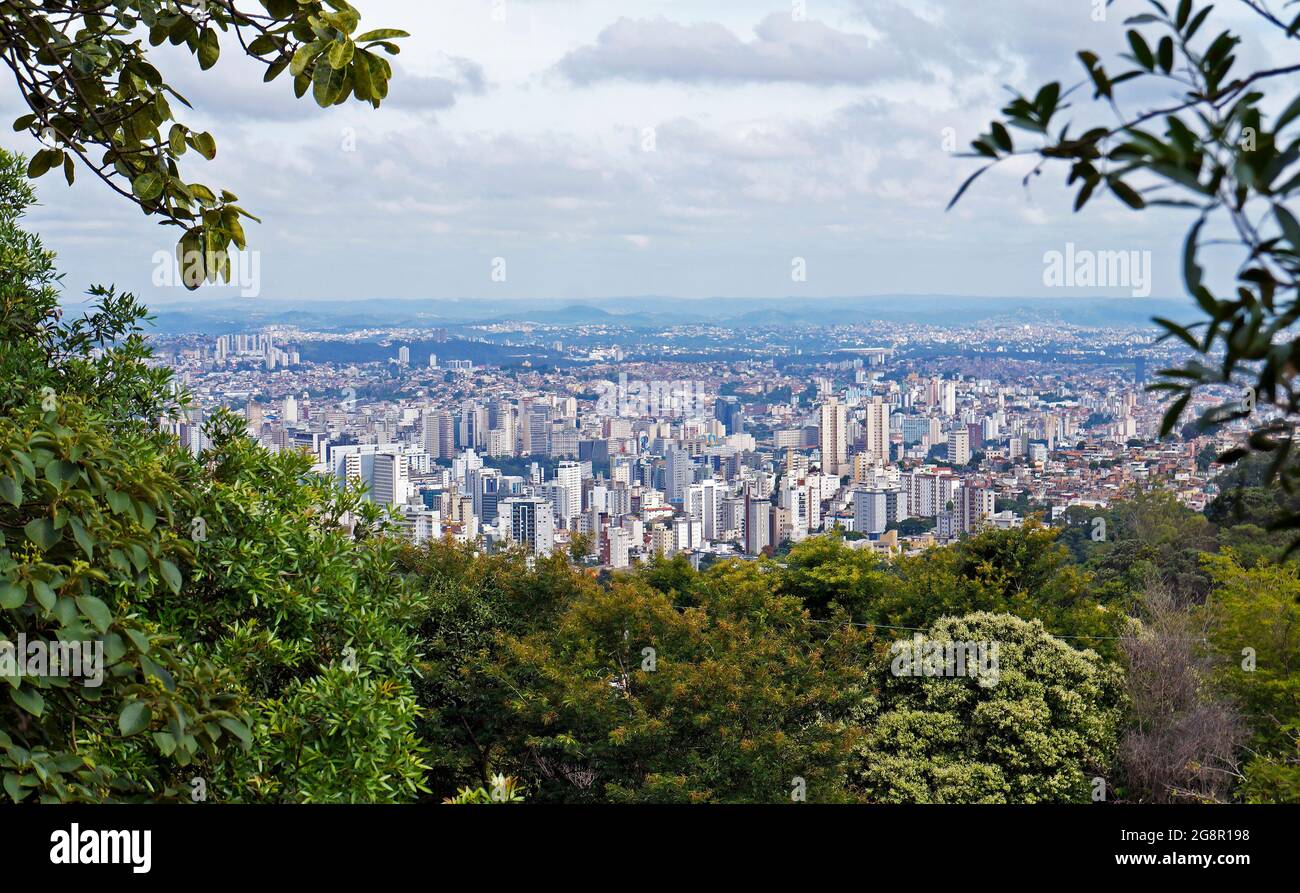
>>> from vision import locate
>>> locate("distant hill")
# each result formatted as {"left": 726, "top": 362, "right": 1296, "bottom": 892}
{"left": 123, "top": 294, "right": 1190, "bottom": 334}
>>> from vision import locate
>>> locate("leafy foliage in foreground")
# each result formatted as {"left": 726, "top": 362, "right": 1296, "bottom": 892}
{"left": 1, "top": 150, "right": 243, "bottom": 801}
{"left": 1, "top": 147, "right": 426, "bottom": 802}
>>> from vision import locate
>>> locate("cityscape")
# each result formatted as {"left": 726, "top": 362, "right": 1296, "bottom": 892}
{"left": 152, "top": 314, "right": 1235, "bottom": 567}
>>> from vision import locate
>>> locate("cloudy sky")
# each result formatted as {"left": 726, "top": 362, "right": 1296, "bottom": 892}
{"left": 3, "top": 0, "right": 1284, "bottom": 305}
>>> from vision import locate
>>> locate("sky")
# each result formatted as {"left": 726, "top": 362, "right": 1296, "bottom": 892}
{"left": 2, "top": 0, "right": 1286, "bottom": 305}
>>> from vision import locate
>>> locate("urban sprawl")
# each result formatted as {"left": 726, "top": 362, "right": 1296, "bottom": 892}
{"left": 152, "top": 319, "right": 1246, "bottom": 568}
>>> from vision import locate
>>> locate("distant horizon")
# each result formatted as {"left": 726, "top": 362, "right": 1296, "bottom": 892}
{"left": 72, "top": 292, "right": 1192, "bottom": 308}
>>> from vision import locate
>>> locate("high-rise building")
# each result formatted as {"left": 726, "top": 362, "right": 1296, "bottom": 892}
{"left": 819, "top": 398, "right": 848, "bottom": 476}
{"left": 370, "top": 453, "right": 408, "bottom": 506}
{"left": 603, "top": 526, "right": 632, "bottom": 568}
{"left": 664, "top": 448, "right": 692, "bottom": 504}
{"left": 468, "top": 468, "right": 501, "bottom": 526}
{"left": 947, "top": 428, "right": 971, "bottom": 466}
{"left": 956, "top": 484, "right": 995, "bottom": 535}
{"left": 422, "top": 410, "right": 455, "bottom": 459}
{"left": 554, "top": 460, "right": 582, "bottom": 524}
{"left": 527, "top": 405, "right": 552, "bottom": 456}
{"left": 862, "top": 397, "right": 890, "bottom": 462}
{"left": 853, "top": 487, "right": 909, "bottom": 536}
{"left": 745, "top": 497, "right": 771, "bottom": 555}
{"left": 904, "top": 467, "right": 958, "bottom": 518}
{"left": 941, "top": 380, "right": 957, "bottom": 417}
{"left": 459, "top": 403, "right": 487, "bottom": 451}
{"left": 686, "top": 480, "right": 723, "bottom": 541}
{"left": 781, "top": 482, "right": 811, "bottom": 541}
{"left": 245, "top": 401, "right": 264, "bottom": 437}
{"left": 714, "top": 397, "right": 744, "bottom": 435}
{"left": 508, "top": 498, "right": 555, "bottom": 556}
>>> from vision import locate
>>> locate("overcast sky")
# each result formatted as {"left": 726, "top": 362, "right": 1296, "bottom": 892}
{"left": 3, "top": 0, "right": 1284, "bottom": 305}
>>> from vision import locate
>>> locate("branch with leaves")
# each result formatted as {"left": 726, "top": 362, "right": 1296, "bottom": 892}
{"left": 0, "top": 0, "right": 407, "bottom": 288}
{"left": 951, "top": 0, "right": 1300, "bottom": 549}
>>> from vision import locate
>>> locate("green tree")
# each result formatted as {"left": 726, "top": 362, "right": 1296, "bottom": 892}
{"left": 2, "top": 145, "right": 428, "bottom": 802}
{"left": 777, "top": 534, "right": 892, "bottom": 621}
{"left": 854, "top": 613, "right": 1125, "bottom": 803}
{"left": 1065, "top": 491, "right": 1219, "bottom": 601}
{"left": 1202, "top": 552, "right": 1300, "bottom": 801}
{"left": 167, "top": 411, "right": 430, "bottom": 802}
{"left": 881, "top": 521, "right": 1123, "bottom": 650}
{"left": 399, "top": 540, "right": 584, "bottom": 795}
{"left": 1, "top": 149, "right": 246, "bottom": 802}
{"left": 489, "top": 558, "right": 871, "bottom": 803}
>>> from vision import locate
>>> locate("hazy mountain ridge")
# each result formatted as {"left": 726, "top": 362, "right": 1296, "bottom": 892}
{"left": 128, "top": 295, "right": 1193, "bottom": 335}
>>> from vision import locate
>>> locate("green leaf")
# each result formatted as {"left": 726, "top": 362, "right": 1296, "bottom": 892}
{"left": 0, "top": 583, "right": 24, "bottom": 610}
{"left": 3, "top": 773, "right": 29, "bottom": 803}
{"left": 1127, "top": 31, "right": 1154, "bottom": 69}
{"left": 68, "top": 517, "right": 94, "bottom": 559}
{"left": 11, "top": 686, "right": 44, "bottom": 718}
{"left": 1276, "top": 92, "right": 1300, "bottom": 133}
{"left": 291, "top": 41, "right": 323, "bottom": 77}
{"left": 75, "top": 595, "right": 113, "bottom": 633}
{"left": 192, "top": 132, "right": 217, "bottom": 160}
{"left": 197, "top": 28, "right": 221, "bottom": 70}
{"left": 1276, "top": 205, "right": 1300, "bottom": 252}
{"left": 133, "top": 172, "right": 164, "bottom": 202}
{"left": 1157, "top": 36, "right": 1174, "bottom": 74}
{"left": 23, "top": 518, "right": 60, "bottom": 551}
{"left": 356, "top": 29, "right": 410, "bottom": 42}
{"left": 125, "top": 628, "right": 151, "bottom": 655}
{"left": 26, "top": 149, "right": 59, "bottom": 179}
{"left": 30, "top": 580, "right": 55, "bottom": 612}
{"left": 119, "top": 701, "right": 151, "bottom": 737}
{"left": 218, "top": 717, "right": 252, "bottom": 746}
{"left": 329, "top": 39, "right": 355, "bottom": 70}
{"left": 990, "top": 122, "right": 1013, "bottom": 152}
{"left": 1160, "top": 393, "right": 1191, "bottom": 437}
{"left": 159, "top": 560, "right": 182, "bottom": 594}
{"left": 1109, "top": 178, "right": 1146, "bottom": 209}
{"left": 0, "top": 476, "right": 20, "bottom": 507}
{"left": 44, "top": 460, "right": 78, "bottom": 488}
{"left": 140, "top": 655, "right": 175, "bottom": 692}
{"left": 313, "top": 62, "right": 346, "bottom": 107}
